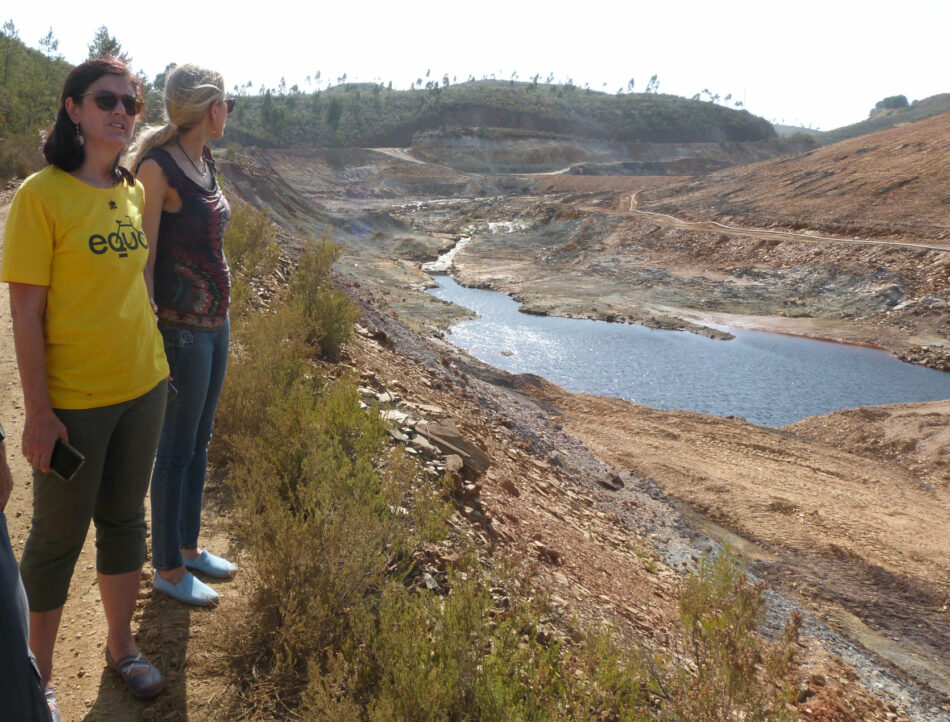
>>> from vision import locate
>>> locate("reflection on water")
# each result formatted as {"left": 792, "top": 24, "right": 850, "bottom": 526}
{"left": 428, "top": 275, "right": 950, "bottom": 426}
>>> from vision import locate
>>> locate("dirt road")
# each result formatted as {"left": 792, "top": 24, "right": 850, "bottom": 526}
{"left": 609, "top": 190, "right": 950, "bottom": 253}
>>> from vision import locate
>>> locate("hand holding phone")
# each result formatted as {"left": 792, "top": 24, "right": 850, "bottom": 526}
{"left": 50, "top": 439, "right": 85, "bottom": 482}
{"left": 21, "top": 408, "right": 68, "bottom": 474}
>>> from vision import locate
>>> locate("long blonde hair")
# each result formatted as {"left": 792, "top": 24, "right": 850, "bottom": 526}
{"left": 127, "top": 63, "right": 225, "bottom": 170}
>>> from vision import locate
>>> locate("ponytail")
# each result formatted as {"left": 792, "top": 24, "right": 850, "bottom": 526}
{"left": 127, "top": 123, "right": 178, "bottom": 172}
{"left": 127, "top": 63, "right": 224, "bottom": 172}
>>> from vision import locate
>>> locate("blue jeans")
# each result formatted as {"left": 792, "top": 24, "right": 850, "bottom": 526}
{"left": 150, "top": 320, "right": 229, "bottom": 572}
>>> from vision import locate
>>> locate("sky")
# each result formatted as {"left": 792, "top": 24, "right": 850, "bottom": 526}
{"left": 6, "top": 0, "right": 949, "bottom": 131}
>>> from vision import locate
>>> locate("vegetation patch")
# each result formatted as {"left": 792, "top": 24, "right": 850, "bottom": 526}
{"left": 207, "top": 206, "right": 804, "bottom": 720}
{"left": 223, "top": 80, "right": 776, "bottom": 150}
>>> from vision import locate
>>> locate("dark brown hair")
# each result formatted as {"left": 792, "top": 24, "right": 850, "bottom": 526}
{"left": 43, "top": 57, "right": 142, "bottom": 185}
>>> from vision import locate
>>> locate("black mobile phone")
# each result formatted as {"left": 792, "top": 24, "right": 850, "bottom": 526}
{"left": 50, "top": 439, "right": 85, "bottom": 482}
{"left": 167, "top": 381, "right": 178, "bottom": 403}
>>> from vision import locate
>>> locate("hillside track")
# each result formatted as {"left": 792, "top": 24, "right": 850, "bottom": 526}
{"left": 373, "top": 147, "right": 427, "bottom": 164}
{"left": 603, "top": 189, "right": 950, "bottom": 253}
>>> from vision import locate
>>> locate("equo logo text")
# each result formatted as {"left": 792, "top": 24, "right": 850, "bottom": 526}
{"left": 88, "top": 216, "right": 148, "bottom": 258}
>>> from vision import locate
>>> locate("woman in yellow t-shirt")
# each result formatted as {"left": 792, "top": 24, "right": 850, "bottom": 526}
{"left": 0, "top": 58, "right": 169, "bottom": 709}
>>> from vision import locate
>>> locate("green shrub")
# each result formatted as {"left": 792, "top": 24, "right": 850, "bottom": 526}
{"left": 873, "top": 94, "right": 909, "bottom": 113}
{"left": 222, "top": 202, "right": 281, "bottom": 317}
{"left": 302, "top": 555, "right": 648, "bottom": 721}
{"left": 411, "top": 470, "right": 453, "bottom": 543}
{"left": 220, "top": 302, "right": 412, "bottom": 699}
{"left": 0, "top": 33, "right": 70, "bottom": 181}
{"left": 648, "top": 547, "right": 801, "bottom": 722}
{"left": 0, "top": 130, "right": 45, "bottom": 179}
{"left": 290, "top": 237, "right": 360, "bottom": 360}
{"left": 211, "top": 300, "right": 318, "bottom": 466}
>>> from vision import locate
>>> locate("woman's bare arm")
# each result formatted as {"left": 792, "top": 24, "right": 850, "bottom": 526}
{"left": 136, "top": 158, "right": 174, "bottom": 310}
{"left": 8, "top": 282, "right": 67, "bottom": 472}
{"left": 0, "top": 439, "right": 12, "bottom": 510}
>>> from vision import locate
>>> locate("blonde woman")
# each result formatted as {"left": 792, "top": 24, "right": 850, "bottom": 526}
{"left": 129, "top": 64, "right": 234, "bottom": 607}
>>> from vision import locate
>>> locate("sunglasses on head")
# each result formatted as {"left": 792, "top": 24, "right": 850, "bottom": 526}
{"left": 81, "top": 90, "right": 144, "bottom": 116}
{"left": 224, "top": 98, "right": 235, "bottom": 114}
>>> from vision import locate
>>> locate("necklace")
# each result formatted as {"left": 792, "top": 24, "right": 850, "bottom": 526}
{"left": 176, "top": 137, "right": 209, "bottom": 179}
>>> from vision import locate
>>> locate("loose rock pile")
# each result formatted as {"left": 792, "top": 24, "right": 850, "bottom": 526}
{"left": 355, "top": 361, "right": 497, "bottom": 540}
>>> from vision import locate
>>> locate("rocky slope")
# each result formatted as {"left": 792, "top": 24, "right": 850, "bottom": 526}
{"left": 410, "top": 127, "right": 816, "bottom": 174}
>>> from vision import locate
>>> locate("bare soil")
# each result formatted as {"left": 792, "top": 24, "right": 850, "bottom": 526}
{"left": 509, "top": 376, "right": 950, "bottom": 697}
{"left": 640, "top": 111, "right": 950, "bottom": 244}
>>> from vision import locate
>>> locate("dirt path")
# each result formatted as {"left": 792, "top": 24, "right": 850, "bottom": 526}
{"left": 373, "top": 147, "right": 426, "bottom": 164}
{"left": 1, "top": 211, "right": 237, "bottom": 721}
{"left": 579, "top": 190, "right": 950, "bottom": 253}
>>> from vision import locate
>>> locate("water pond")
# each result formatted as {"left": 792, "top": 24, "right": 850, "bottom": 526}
{"left": 428, "top": 274, "right": 950, "bottom": 426}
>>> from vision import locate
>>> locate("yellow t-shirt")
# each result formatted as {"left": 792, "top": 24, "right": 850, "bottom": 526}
{"left": 1, "top": 166, "right": 168, "bottom": 409}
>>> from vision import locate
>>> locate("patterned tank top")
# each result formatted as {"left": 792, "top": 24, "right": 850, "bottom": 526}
{"left": 144, "top": 146, "right": 231, "bottom": 330}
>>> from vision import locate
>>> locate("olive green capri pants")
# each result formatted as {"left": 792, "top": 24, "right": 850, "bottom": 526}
{"left": 19, "top": 381, "right": 167, "bottom": 612}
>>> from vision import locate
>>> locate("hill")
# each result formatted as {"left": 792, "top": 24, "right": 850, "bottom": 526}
{"left": 223, "top": 80, "right": 777, "bottom": 149}
{"left": 639, "top": 110, "right": 950, "bottom": 243}
{"left": 815, "top": 93, "right": 950, "bottom": 145}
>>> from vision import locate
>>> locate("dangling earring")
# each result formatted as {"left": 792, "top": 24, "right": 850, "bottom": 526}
{"left": 74, "top": 123, "right": 84, "bottom": 147}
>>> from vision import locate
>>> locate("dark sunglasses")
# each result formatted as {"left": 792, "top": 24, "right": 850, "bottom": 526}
{"left": 224, "top": 98, "right": 235, "bottom": 114}
{"left": 81, "top": 90, "right": 144, "bottom": 116}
